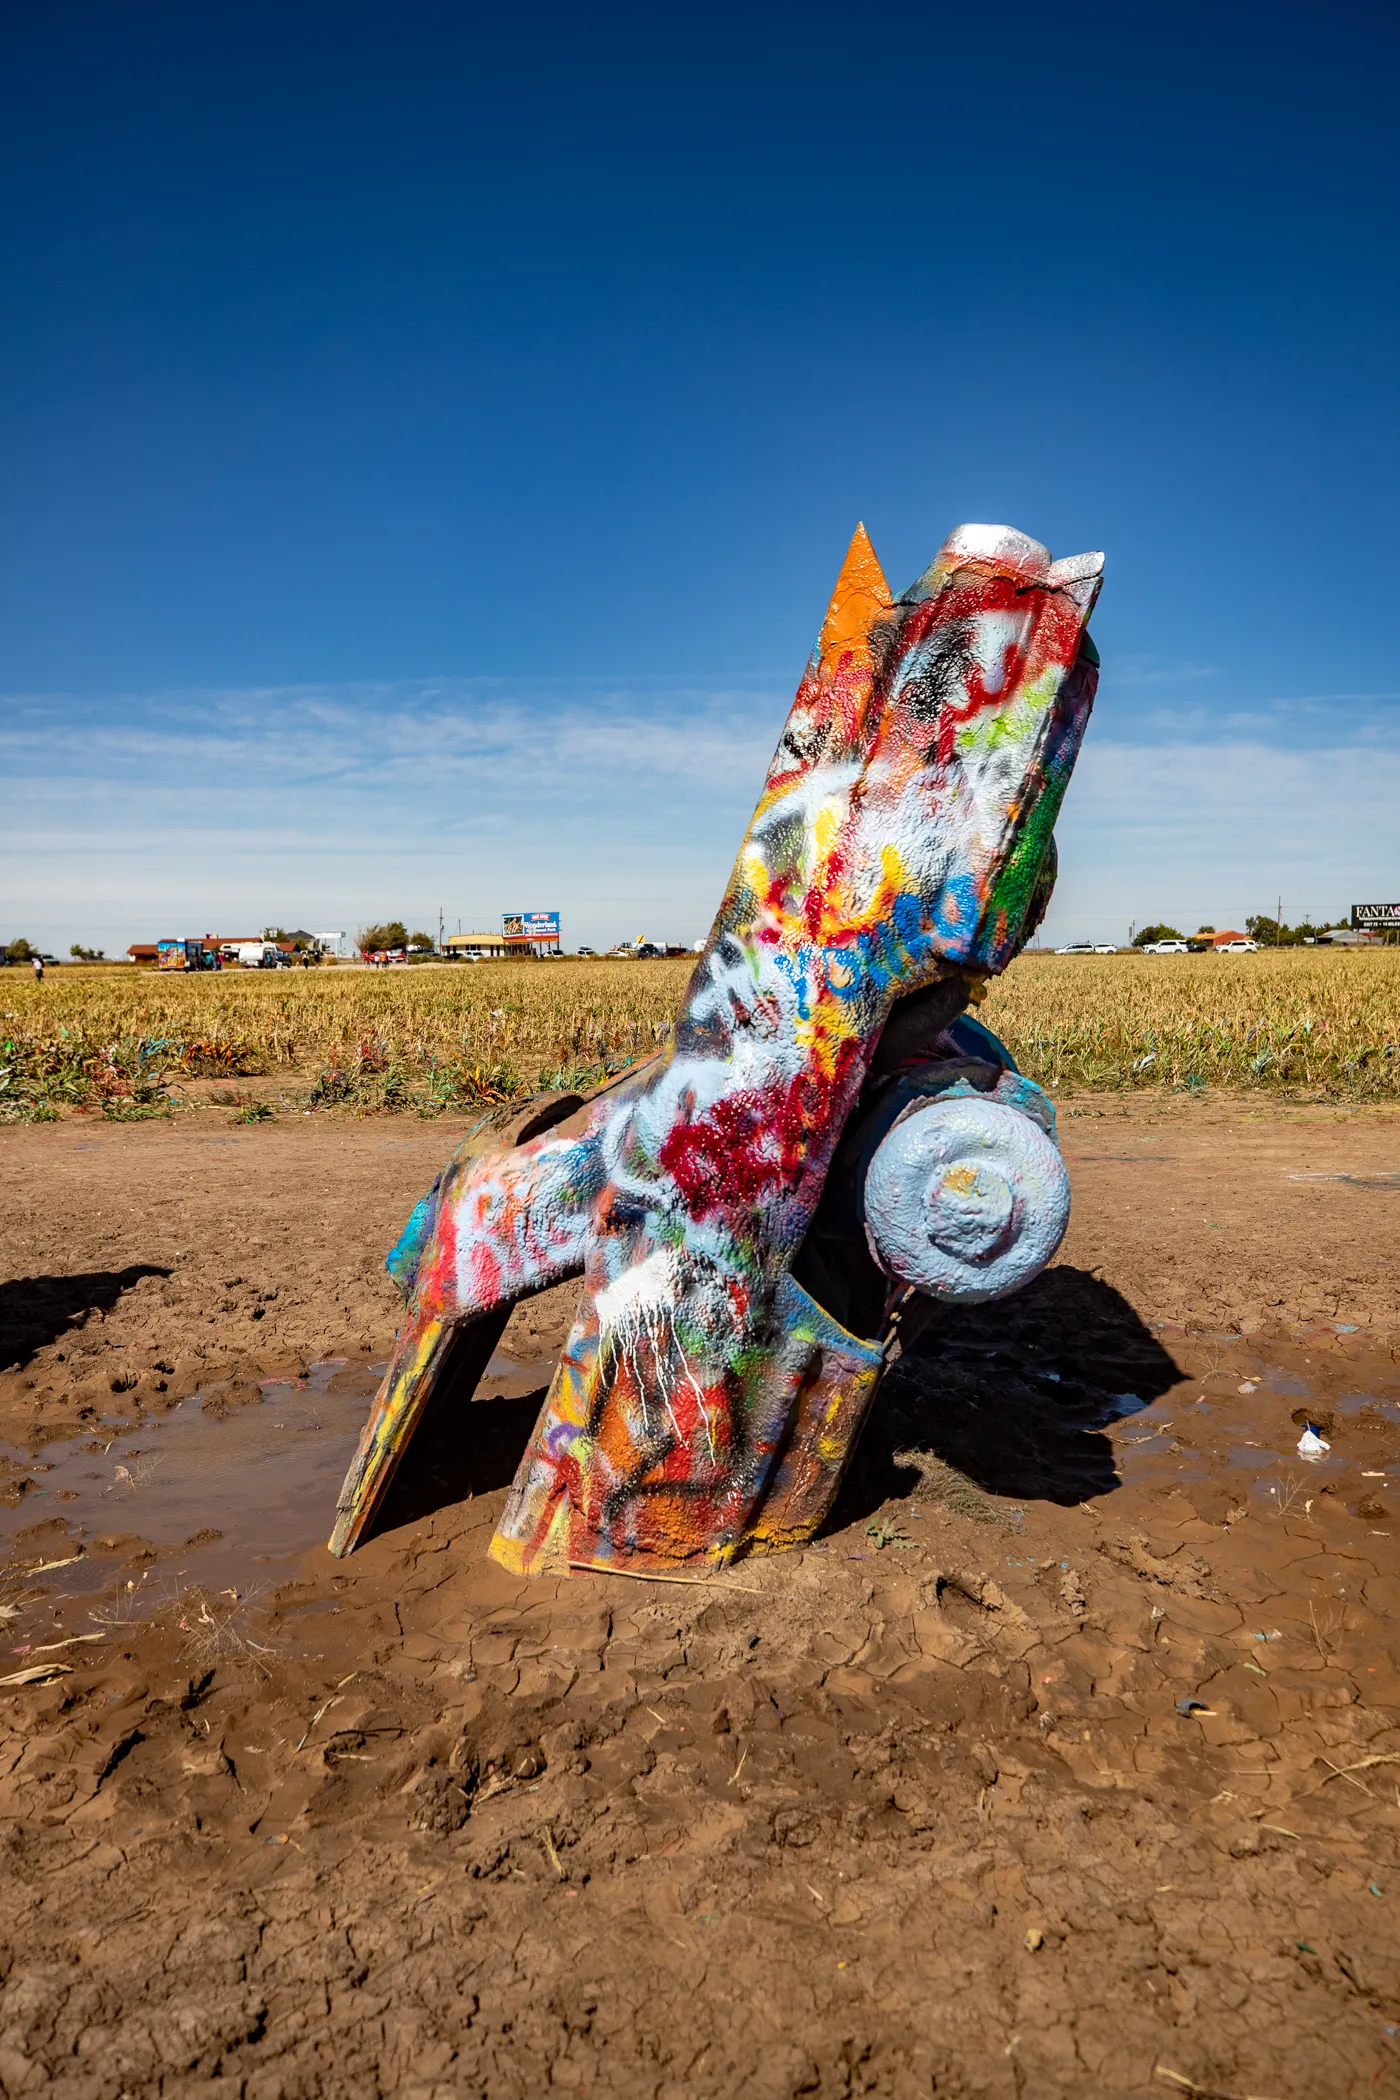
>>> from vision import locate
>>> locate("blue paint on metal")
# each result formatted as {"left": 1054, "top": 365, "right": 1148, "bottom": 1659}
{"left": 944, "top": 1013, "right": 1020, "bottom": 1073}
{"left": 862, "top": 1093, "right": 1070, "bottom": 1304}
{"left": 387, "top": 1193, "right": 435, "bottom": 1295}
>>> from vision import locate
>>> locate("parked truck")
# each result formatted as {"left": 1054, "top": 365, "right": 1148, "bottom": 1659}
{"left": 156, "top": 939, "right": 221, "bottom": 972}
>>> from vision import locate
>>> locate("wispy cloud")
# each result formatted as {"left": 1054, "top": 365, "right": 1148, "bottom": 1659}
{"left": 1096, "top": 683, "right": 1400, "bottom": 745}
{"left": 1044, "top": 736, "right": 1400, "bottom": 940}
{"left": 3, "top": 678, "right": 1394, "bottom": 955}
{"left": 0, "top": 679, "right": 790, "bottom": 950}
{"left": 1103, "top": 658, "right": 1220, "bottom": 689}
{"left": 2, "top": 679, "right": 787, "bottom": 795}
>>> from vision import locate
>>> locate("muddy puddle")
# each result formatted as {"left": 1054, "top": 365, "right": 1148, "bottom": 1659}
{"left": 4, "top": 1295, "right": 1397, "bottom": 1628}
{"left": 0, "top": 1348, "right": 548, "bottom": 1609}
{"left": 868, "top": 1283, "right": 1400, "bottom": 1575}
{"left": 0, "top": 1360, "right": 385, "bottom": 1606}
{"left": 1113, "top": 1327, "right": 1400, "bottom": 1531}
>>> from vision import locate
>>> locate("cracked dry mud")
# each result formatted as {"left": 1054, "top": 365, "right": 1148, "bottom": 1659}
{"left": 1, "top": 1093, "right": 1398, "bottom": 2099}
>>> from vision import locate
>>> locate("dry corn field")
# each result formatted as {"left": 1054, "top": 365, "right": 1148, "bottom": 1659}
{"left": 1, "top": 949, "right": 1397, "bottom": 1121}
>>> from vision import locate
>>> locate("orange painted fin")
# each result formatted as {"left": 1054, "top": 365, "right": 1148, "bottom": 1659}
{"left": 815, "top": 522, "right": 893, "bottom": 668}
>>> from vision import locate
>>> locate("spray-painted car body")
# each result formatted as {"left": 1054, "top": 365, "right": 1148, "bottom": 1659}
{"left": 330, "top": 521, "right": 1102, "bottom": 1573}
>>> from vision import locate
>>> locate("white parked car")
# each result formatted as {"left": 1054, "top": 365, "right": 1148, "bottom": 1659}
{"left": 1143, "top": 939, "right": 1190, "bottom": 954}
{"left": 1055, "top": 941, "right": 1097, "bottom": 955}
{"left": 1216, "top": 938, "right": 1259, "bottom": 953}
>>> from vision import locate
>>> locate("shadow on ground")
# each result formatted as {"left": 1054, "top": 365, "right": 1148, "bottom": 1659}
{"left": 828, "top": 1265, "right": 1183, "bottom": 1532}
{"left": 0, "top": 1265, "right": 172, "bottom": 1371}
{"left": 372, "top": 1388, "right": 550, "bottom": 1537}
{"left": 363, "top": 1266, "right": 1182, "bottom": 1548}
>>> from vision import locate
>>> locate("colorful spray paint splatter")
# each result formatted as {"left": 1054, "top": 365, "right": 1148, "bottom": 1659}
{"left": 331, "top": 521, "right": 1102, "bottom": 1572}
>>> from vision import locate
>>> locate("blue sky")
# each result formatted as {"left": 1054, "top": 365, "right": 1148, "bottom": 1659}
{"left": 2, "top": 0, "right": 1397, "bottom": 952}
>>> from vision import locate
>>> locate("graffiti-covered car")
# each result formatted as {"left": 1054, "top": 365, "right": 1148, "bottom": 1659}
{"left": 331, "top": 520, "right": 1104, "bottom": 1575}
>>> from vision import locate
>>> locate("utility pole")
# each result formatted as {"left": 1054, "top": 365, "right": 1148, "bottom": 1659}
{"left": 438, "top": 906, "right": 444, "bottom": 955}
{"left": 1276, "top": 894, "right": 1282, "bottom": 946}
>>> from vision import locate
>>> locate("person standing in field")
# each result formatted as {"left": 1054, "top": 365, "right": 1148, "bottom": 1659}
{"left": 31, "top": 955, "right": 44, "bottom": 981}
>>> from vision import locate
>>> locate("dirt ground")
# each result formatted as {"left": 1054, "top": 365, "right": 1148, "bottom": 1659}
{"left": 1, "top": 1093, "right": 1399, "bottom": 2099}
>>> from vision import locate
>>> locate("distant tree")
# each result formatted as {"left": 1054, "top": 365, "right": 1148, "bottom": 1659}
{"left": 5, "top": 937, "right": 36, "bottom": 961}
{"left": 1285, "top": 916, "right": 1353, "bottom": 944}
{"left": 1132, "top": 924, "right": 1184, "bottom": 947}
{"left": 359, "top": 921, "right": 408, "bottom": 953}
{"left": 407, "top": 930, "right": 434, "bottom": 952}
{"left": 1246, "top": 913, "right": 1294, "bottom": 945}
{"left": 1194, "top": 925, "right": 1215, "bottom": 936}
{"left": 69, "top": 943, "right": 105, "bottom": 961}
{"left": 1246, "top": 913, "right": 1349, "bottom": 946}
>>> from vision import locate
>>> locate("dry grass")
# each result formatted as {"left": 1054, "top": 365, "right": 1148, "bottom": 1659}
{"left": 984, "top": 948, "right": 1400, "bottom": 1099}
{"left": 0, "top": 959, "right": 689, "bottom": 1118}
{"left": 1, "top": 948, "right": 1397, "bottom": 1120}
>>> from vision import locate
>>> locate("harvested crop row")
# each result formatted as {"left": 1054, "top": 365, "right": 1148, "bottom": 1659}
{"left": 0, "top": 961, "right": 690, "bottom": 1119}
{"left": 982, "top": 949, "right": 1400, "bottom": 1097}
{"left": 1, "top": 950, "right": 1396, "bottom": 1119}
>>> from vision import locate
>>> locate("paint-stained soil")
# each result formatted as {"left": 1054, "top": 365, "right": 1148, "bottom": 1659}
{"left": 1, "top": 1094, "right": 1399, "bottom": 2099}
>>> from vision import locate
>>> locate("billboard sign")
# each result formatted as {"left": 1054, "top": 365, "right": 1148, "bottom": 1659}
{"left": 502, "top": 911, "right": 561, "bottom": 944}
{"left": 1352, "top": 903, "right": 1400, "bottom": 929}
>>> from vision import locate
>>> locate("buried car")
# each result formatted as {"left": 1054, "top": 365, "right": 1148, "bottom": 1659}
{"left": 330, "top": 520, "right": 1103, "bottom": 1575}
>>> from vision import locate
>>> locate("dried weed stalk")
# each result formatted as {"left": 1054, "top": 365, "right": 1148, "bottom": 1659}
{"left": 177, "top": 1584, "right": 276, "bottom": 1672}
{"left": 893, "top": 1448, "right": 996, "bottom": 1523}
{"left": 1308, "top": 1597, "right": 1346, "bottom": 1664}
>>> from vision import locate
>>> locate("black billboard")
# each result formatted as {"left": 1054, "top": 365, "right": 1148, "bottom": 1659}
{"left": 1352, "top": 903, "right": 1400, "bottom": 928}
